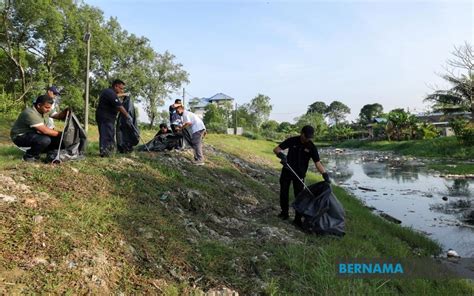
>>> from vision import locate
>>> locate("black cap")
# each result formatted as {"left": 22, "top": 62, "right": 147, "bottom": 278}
{"left": 47, "top": 86, "right": 61, "bottom": 95}
{"left": 301, "top": 125, "right": 315, "bottom": 139}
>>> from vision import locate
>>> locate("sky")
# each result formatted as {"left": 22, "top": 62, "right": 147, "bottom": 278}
{"left": 86, "top": 0, "right": 473, "bottom": 123}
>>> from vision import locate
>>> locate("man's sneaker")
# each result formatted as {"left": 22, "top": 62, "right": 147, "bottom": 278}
{"left": 277, "top": 212, "right": 289, "bottom": 220}
{"left": 292, "top": 218, "right": 303, "bottom": 229}
{"left": 23, "top": 154, "right": 39, "bottom": 162}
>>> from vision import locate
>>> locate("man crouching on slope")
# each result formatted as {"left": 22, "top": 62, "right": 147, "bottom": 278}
{"left": 11, "top": 95, "right": 69, "bottom": 162}
{"left": 176, "top": 105, "right": 206, "bottom": 165}
{"left": 273, "top": 125, "right": 330, "bottom": 227}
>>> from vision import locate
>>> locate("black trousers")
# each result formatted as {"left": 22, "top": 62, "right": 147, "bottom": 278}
{"left": 279, "top": 168, "right": 304, "bottom": 217}
{"left": 97, "top": 117, "right": 116, "bottom": 156}
{"left": 13, "top": 132, "right": 61, "bottom": 157}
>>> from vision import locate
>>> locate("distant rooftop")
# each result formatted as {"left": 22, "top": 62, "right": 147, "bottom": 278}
{"left": 192, "top": 93, "right": 235, "bottom": 109}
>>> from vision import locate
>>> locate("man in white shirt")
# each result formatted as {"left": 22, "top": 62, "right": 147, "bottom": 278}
{"left": 176, "top": 105, "right": 206, "bottom": 165}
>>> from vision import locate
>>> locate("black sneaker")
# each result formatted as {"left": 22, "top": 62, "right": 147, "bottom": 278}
{"left": 23, "top": 154, "right": 39, "bottom": 162}
{"left": 277, "top": 212, "right": 289, "bottom": 220}
{"left": 292, "top": 219, "right": 303, "bottom": 229}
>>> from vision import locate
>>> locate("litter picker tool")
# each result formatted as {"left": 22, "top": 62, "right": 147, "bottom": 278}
{"left": 283, "top": 162, "right": 318, "bottom": 199}
{"left": 52, "top": 110, "right": 70, "bottom": 164}
{"left": 128, "top": 121, "right": 150, "bottom": 152}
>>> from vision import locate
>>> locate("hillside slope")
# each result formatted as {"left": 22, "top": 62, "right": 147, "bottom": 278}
{"left": 0, "top": 129, "right": 473, "bottom": 294}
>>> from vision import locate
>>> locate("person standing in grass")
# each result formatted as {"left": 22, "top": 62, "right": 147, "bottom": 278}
{"left": 175, "top": 105, "right": 206, "bottom": 165}
{"left": 273, "top": 125, "right": 330, "bottom": 226}
{"left": 95, "top": 79, "right": 132, "bottom": 157}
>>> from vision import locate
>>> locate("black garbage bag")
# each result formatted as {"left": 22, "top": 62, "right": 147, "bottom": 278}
{"left": 137, "top": 133, "right": 182, "bottom": 152}
{"left": 116, "top": 96, "right": 139, "bottom": 153}
{"left": 47, "top": 111, "right": 87, "bottom": 162}
{"left": 137, "top": 126, "right": 193, "bottom": 152}
{"left": 292, "top": 181, "right": 345, "bottom": 236}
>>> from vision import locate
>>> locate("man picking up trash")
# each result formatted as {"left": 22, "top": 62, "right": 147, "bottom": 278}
{"left": 176, "top": 105, "right": 206, "bottom": 165}
{"left": 11, "top": 95, "right": 69, "bottom": 162}
{"left": 96, "top": 79, "right": 133, "bottom": 157}
{"left": 273, "top": 125, "right": 330, "bottom": 227}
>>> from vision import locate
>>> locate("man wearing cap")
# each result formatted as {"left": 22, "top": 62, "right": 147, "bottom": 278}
{"left": 273, "top": 125, "right": 330, "bottom": 226}
{"left": 11, "top": 95, "right": 69, "bottom": 162}
{"left": 169, "top": 99, "right": 183, "bottom": 133}
{"left": 95, "top": 79, "right": 132, "bottom": 157}
{"left": 45, "top": 86, "right": 62, "bottom": 128}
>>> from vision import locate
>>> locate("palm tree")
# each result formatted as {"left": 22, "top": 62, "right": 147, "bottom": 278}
{"left": 425, "top": 73, "right": 473, "bottom": 120}
{"left": 425, "top": 43, "right": 473, "bottom": 122}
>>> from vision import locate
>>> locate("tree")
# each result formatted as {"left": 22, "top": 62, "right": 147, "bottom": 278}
{"left": 261, "top": 120, "right": 279, "bottom": 132}
{"left": 326, "top": 101, "right": 350, "bottom": 126}
{"left": 203, "top": 103, "right": 226, "bottom": 125}
{"left": 154, "top": 109, "right": 170, "bottom": 127}
{"left": 277, "top": 121, "right": 297, "bottom": 134}
{"left": 425, "top": 42, "right": 473, "bottom": 122}
{"left": 307, "top": 101, "right": 328, "bottom": 115}
{"left": 233, "top": 104, "right": 253, "bottom": 129}
{"left": 0, "top": 1, "right": 189, "bottom": 127}
{"left": 359, "top": 103, "right": 384, "bottom": 124}
{"left": 294, "top": 112, "right": 328, "bottom": 137}
{"left": 141, "top": 51, "right": 189, "bottom": 127}
{"left": 247, "top": 94, "right": 272, "bottom": 128}
{"left": 386, "top": 108, "right": 418, "bottom": 141}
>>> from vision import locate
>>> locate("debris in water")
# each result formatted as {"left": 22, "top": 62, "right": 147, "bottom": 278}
{"left": 358, "top": 186, "right": 376, "bottom": 192}
{"left": 447, "top": 249, "right": 460, "bottom": 258}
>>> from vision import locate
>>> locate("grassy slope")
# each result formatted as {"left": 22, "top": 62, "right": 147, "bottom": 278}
{"left": 0, "top": 123, "right": 472, "bottom": 294}
{"left": 336, "top": 137, "right": 474, "bottom": 174}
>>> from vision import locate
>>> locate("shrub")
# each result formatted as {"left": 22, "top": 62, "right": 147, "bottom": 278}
{"left": 206, "top": 122, "right": 227, "bottom": 134}
{"left": 450, "top": 118, "right": 474, "bottom": 145}
{"left": 242, "top": 131, "right": 260, "bottom": 140}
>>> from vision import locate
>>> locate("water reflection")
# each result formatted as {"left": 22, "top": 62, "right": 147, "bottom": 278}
{"left": 321, "top": 149, "right": 474, "bottom": 257}
{"left": 446, "top": 179, "right": 471, "bottom": 197}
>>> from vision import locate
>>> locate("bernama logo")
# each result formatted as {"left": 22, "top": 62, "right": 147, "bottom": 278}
{"left": 339, "top": 263, "right": 404, "bottom": 274}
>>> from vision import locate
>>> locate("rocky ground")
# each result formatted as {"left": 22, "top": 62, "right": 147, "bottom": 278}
{"left": 0, "top": 144, "right": 310, "bottom": 295}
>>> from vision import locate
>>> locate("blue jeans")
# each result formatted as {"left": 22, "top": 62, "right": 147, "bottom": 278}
{"left": 96, "top": 116, "right": 116, "bottom": 156}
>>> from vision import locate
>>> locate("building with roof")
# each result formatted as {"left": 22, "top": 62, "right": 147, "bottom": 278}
{"left": 190, "top": 93, "right": 235, "bottom": 118}
{"left": 414, "top": 111, "right": 471, "bottom": 136}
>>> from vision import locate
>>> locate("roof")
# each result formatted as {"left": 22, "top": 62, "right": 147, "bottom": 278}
{"left": 208, "top": 93, "right": 235, "bottom": 102}
{"left": 192, "top": 93, "right": 235, "bottom": 109}
{"left": 193, "top": 98, "right": 209, "bottom": 109}
{"left": 373, "top": 117, "right": 387, "bottom": 123}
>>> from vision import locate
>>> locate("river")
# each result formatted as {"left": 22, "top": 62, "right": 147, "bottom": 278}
{"left": 321, "top": 149, "right": 474, "bottom": 257}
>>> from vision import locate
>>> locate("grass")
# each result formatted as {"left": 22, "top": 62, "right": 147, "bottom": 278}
{"left": 337, "top": 137, "right": 474, "bottom": 160}
{"left": 336, "top": 137, "right": 474, "bottom": 174}
{"left": 0, "top": 122, "right": 473, "bottom": 294}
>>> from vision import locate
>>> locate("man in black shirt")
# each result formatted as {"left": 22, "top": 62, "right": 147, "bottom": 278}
{"left": 96, "top": 79, "right": 132, "bottom": 157}
{"left": 273, "top": 125, "right": 330, "bottom": 225}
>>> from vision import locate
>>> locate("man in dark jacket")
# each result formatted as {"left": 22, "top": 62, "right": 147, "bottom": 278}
{"left": 95, "top": 79, "right": 132, "bottom": 157}
{"left": 273, "top": 125, "right": 330, "bottom": 226}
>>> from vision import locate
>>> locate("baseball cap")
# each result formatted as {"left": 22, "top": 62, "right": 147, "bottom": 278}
{"left": 47, "top": 86, "right": 61, "bottom": 95}
{"left": 301, "top": 125, "right": 315, "bottom": 139}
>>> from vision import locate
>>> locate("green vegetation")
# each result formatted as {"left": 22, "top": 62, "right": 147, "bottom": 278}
{"left": 1, "top": 127, "right": 473, "bottom": 294}
{"left": 337, "top": 137, "right": 474, "bottom": 160}
{"left": 0, "top": 0, "right": 188, "bottom": 127}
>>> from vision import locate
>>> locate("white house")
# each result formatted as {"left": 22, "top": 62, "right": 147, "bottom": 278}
{"left": 190, "top": 93, "right": 235, "bottom": 118}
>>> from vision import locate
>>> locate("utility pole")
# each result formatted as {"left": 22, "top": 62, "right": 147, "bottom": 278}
{"left": 83, "top": 23, "right": 91, "bottom": 133}
{"left": 234, "top": 102, "right": 238, "bottom": 135}
{"left": 182, "top": 88, "right": 185, "bottom": 106}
